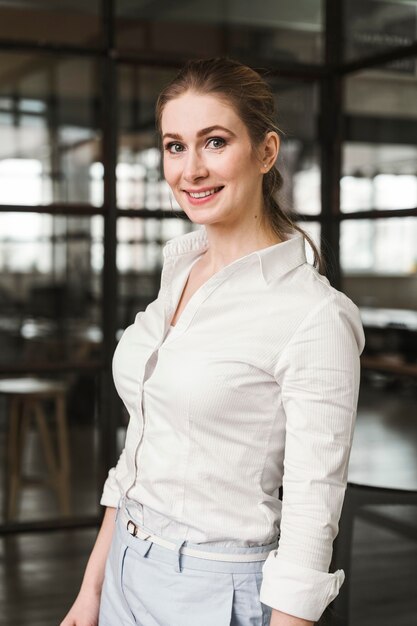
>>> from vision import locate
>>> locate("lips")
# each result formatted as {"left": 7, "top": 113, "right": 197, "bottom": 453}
{"left": 187, "top": 187, "right": 222, "bottom": 198}
{"left": 183, "top": 185, "right": 224, "bottom": 206}
{"left": 186, "top": 186, "right": 224, "bottom": 198}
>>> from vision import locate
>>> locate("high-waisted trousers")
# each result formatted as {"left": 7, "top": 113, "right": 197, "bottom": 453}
{"left": 99, "top": 498, "right": 277, "bottom": 626}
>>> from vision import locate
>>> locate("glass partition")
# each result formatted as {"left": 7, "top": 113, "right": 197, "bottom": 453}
{"left": 341, "top": 216, "right": 417, "bottom": 377}
{"left": 0, "top": 210, "right": 103, "bottom": 524}
{"left": 341, "top": 217, "right": 417, "bottom": 283}
{"left": 116, "top": 0, "right": 324, "bottom": 64}
{"left": 0, "top": 54, "right": 102, "bottom": 206}
{"left": 341, "top": 57, "right": 417, "bottom": 379}
{"left": 342, "top": 61, "right": 417, "bottom": 213}
{"left": 341, "top": 53, "right": 417, "bottom": 356}
{"left": 344, "top": 0, "right": 417, "bottom": 66}
{"left": 341, "top": 146, "right": 417, "bottom": 213}
{"left": 0, "top": 213, "right": 104, "bottom": 370}
{"left": 0, "top": 0, "right": 102, "bottom": 47}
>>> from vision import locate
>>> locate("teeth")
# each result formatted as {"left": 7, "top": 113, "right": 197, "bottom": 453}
{"left": 189, "top": 187, "right": 221, "bottom": 198}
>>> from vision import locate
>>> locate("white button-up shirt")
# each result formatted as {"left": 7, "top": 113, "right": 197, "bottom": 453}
{"left": 101, "top": 226, "right": 365, "bottom": 622}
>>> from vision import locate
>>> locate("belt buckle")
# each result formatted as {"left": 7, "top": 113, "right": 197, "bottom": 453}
{"left": 127, "top": 520, "right": 138, "bottom": 537}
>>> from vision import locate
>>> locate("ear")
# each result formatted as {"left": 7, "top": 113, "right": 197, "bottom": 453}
{"left": 259, "top": 131, "right": 280, "bottom": 173}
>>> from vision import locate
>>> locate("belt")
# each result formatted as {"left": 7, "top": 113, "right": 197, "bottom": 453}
{"left": 119, "top": 506, "right": 275, "bottom": 563}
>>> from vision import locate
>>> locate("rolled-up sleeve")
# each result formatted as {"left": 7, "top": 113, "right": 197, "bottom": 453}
{"left": 259, "top": 292, "right": 365, "bottom": 622}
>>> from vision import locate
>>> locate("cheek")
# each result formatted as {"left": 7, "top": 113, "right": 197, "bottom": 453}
{"left": 220, "top": 150, "right": 253, "bottom": 180}
{"left": 221, "top": 163, "right": 247, "bottom": 188}
{"left": 163, "top": 158, "right": 181, "bottom": 186}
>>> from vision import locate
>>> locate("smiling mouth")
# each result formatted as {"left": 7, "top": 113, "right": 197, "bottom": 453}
{"left": 186, "top": 186, "right": 224, "bottom": 199}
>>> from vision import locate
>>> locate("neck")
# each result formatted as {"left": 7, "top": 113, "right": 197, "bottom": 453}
{"left": 199, "top": 219, "right": 282, "bottom": 274}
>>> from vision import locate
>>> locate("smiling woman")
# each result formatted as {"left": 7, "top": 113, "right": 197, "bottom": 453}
{"left": 61, "top": 57, "right": 365, "bottom": 626}
{"left": 160, "top": 94, "right": 271, "bottom": 226}
{"left": 155, "top": 59, "right": 323, "bottom": 275}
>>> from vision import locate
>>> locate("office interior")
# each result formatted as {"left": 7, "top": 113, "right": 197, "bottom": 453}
{"left": 0, "top": 1, "right": 416, "bottom": 625}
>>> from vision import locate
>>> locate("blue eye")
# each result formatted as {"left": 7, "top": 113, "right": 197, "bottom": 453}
{"left": 207, "top": 137, "right": 226, "bottom": 149}
{"left": 165, "top": 142, "right": 184, "bottom": 154}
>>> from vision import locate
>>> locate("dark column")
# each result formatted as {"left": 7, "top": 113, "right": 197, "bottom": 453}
{"left": 320, "top": 0, "right": 344, "bottom": 289}
{"left": 99, "top": 0, "right": 119, "bottom": 492}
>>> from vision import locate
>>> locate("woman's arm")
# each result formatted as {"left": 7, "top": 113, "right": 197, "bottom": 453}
{"left": 260, "top": 291, "right": 365, "bottom": 622}
{"left": 270, "top": 609, "right": 314, "bottom": 626}
{"left": 60, "top": 506, "right": 117, "bottom": 626}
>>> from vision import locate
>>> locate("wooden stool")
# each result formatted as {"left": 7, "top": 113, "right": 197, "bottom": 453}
{"left": 0, "top": 377, "right": 71, "bottom": 520}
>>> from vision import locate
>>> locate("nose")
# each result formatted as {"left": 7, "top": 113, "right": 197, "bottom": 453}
{"left": 183, "top": 148, "right": 208, "bottom": 182}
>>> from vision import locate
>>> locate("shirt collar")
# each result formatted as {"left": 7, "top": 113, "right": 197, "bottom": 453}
{"left": 162, "top": 225, "right": 307, "bottom": 284}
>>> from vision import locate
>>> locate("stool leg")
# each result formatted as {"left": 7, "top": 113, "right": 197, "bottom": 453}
{"left": 6, "top": 397, "right": 21, "bottom": 520}
{"left": 33, "top": 399, "right": 59, "bottom": 485}
{"left": 55, "top": 394, "right": 71, "bottom": 515}
{"left": 7, "top": 398, "right": 31, "bottom": 520}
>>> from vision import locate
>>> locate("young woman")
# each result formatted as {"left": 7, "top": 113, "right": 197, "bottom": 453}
{"left": 61, "top": 57, "right": 365, "bottom": 626}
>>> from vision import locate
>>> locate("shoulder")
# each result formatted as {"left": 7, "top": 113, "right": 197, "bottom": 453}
{"left": 271, "top": 262, "right": 365, "bottom": 352}
{"left": 280, "top": 260, "right": 358, "bottom": 314}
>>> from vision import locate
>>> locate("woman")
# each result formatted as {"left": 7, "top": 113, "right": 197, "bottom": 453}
{"left": 61, "top": 57, "right": 365, "bottom": 626}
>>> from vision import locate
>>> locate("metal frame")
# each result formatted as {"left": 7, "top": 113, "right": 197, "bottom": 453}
{"left": 0, "top": 0, "right": 416, "bottom": 534}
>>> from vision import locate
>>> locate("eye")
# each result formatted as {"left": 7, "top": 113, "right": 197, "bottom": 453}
{"left": 165, "top": 142, "right": 184, "bottom": 154}
{"left": 207, "top": 137, "right": 226, "bottom": 149}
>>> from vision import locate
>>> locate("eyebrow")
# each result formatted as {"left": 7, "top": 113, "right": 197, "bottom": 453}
{"left": 162, "top": 125, "right": 237, "bottom": 141}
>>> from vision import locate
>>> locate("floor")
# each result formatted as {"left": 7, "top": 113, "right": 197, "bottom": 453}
{"left": 0, "top": 374, "right": 416, "bottom": 625}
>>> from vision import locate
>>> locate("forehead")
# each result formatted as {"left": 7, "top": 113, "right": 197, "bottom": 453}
{"left": 161, "top": 91, "right": 244, "bottom": 134}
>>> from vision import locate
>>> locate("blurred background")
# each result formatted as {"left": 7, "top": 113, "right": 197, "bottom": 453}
{"left": 0, "top": 1, "right": 416, "bottom": 625}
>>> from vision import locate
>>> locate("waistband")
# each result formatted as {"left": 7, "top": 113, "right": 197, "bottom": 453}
{"left": 117, "top": 499, "right": 278, "bottom": 565}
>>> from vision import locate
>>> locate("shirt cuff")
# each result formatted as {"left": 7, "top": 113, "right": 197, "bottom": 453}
{"left": 259, "top": 552, "right": 345, "bottom": 622}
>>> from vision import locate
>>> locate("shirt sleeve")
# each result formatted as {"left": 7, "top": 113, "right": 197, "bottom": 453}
{"left": 99, "top": 447, "right": 128, "bottom": 508}
{"left": 99, "top": 395, "right": 144, "bottom": 508}
{"left": 99, "top": 310, "right": 148, "bottom": 509}
{"left": 259, "top": 291, "right": 365, "bottom": 622}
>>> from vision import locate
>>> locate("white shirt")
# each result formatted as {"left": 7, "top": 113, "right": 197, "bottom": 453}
{"left": 101, "top": 226, "right": 365, "bottom": 622}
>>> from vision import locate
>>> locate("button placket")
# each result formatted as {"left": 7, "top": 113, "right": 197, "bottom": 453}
{"left": 127, "top": 253, "right": 202, "bottom": 500}
{"left": 125, "top": 265, "right": 177, "bottom": 501}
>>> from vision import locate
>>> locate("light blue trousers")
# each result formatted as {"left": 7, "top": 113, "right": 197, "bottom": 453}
{"left": 99, "top": 500, "right": 277, "bottom": 626}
